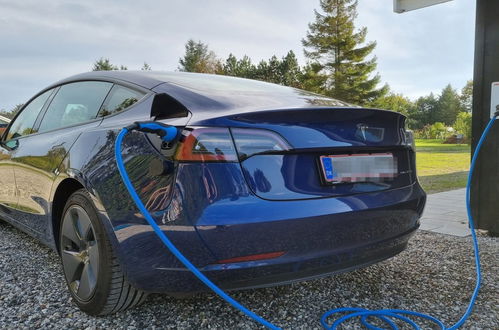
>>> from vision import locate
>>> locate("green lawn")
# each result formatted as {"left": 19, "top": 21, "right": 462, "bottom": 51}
{"left": 415, "top": 139, "right": 470, "bottom": 194}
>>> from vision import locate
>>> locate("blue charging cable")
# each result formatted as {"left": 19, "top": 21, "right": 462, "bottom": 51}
{"left": 115, "top": 122, "right": 279, "bottom": 330}
{"left": 116, "top": 117, "right": 494, "bottom": 329}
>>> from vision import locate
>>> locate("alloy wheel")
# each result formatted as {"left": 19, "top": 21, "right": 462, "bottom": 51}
{"left": 60, "top": 205, "right": 99, "bottom": 301}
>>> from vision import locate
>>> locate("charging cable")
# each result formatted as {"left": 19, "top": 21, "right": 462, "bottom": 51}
{"left": 116, "top": 117, "right": 495, "bottom": 329}
{"left": 115, "top": 121, "right": 278, "bottom": 329}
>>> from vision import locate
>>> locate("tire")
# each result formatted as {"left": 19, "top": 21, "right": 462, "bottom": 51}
{"left": 59, "top": 189, "right": 147, "bottom": 315}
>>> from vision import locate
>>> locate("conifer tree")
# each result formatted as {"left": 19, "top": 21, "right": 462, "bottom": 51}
{"left": 92, "top": 58, "right": 127, "bottom": 71}
{"left": 301, "top": 62, "right": 328, "bottom": 94}
{"left": 223, "top": 54, "right": 240, "bottom": 76}
{"left": 279, "top": 51, "right": 302, "bottom": 87}
{"left": 409, "top": 93, "right": 439, "bottom": 129}
{"left": 302, "top": 0, "right": 387, "bottom": 104}
{"left": 222, "top": 52, "right": 302, "bottom": 87}
{"left": 460, "top": 80, "right": 473, "bottom": 113}
{"left": 437, "top": 84, "right": 462, "bottom": 125}
{"left": 141, "top": 62, "right": 152, "bottom": 71}
{"left": 178, "top": 39, "right": 222, "bottom": 73}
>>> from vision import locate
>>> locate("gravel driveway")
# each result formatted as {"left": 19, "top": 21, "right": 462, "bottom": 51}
{"left": 0, "top": 220, "right": 498, "bottom": 329}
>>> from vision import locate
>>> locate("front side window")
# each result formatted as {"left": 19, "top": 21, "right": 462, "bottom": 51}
{"left": 99, "top": 85, "right": 145, "bottom": 117}
{"left": 38, "top": 81, "right": 112, "bottom": 133}
{"left": 6, "top": 89, "right": 52, "bottom": 140}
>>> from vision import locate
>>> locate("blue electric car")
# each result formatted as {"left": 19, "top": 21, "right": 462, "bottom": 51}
{"left": 0, "top": 71, "right": 425, "bottom": 315}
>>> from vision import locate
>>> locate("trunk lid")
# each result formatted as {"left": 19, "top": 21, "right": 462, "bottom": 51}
{"left": 228, "top": 108, "right": 414, "bottom": 200}
{"left": 230, "top": 107, "right": 406, "bottom": 148}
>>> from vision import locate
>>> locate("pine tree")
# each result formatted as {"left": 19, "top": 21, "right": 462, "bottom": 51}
{"left": 237, "top": 56, "right": 255, "bottom": 78}
{"left": 279, "top": 51, "right": 302, "bottom": 87}
{"left": 255, "top": 60, "right": 269, "bottom": 81}
{"left": 178, "top": 39, "right": 222, "bottom": 74}
{"left": 141, "top": 62, "right": 152, "bottom": 71}
{"left": 301, "top": 62, "right": 328, "bottom": 94}
{"left": 408, "top": 93, "right": 439, "bottom": 129}
{"left": 222, "top": 52, "right": 302, "bottom": 87}
{"left": 223, "top": 54, "right": 239, "bottom": 76}
{"left": 92, "top": 58, "right": 126, "bottom": 71}
{"left": 266, "top": 55, "right": 282, "bottom": 84}
{"left": 438, "top": 84, "right": 462, "bottom": 125}
{"left": 302, "top": 0, "right": 387, "bottom": 104}
{"left": 460, "top": 80, "right": 473, "bottom": 113}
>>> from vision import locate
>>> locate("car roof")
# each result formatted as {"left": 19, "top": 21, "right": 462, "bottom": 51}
{"left": 51, "top": 71, "right": 352, "bottom": 116}
{"left": 53, "top": 70, "right": 168, "bottom": 89}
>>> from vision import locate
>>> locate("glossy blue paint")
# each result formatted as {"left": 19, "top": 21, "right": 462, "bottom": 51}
{"left": 110, "top": 158, "right": 423, "bottom": 292}
{"left": 240, "top": 149, "right": 413, "bottom": 200}
{"left": 0, "top": 71, "right": 426, "bottom": 294}
{"left": 224, "top": 108, "right": 406, "bottom": 147}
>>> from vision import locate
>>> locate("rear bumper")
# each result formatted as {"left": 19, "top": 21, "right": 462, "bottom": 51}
{"left": 116, "top": 179, "right": 425, "bottom": 293}
{"left": 152, "top": 225, "right": 415, "bottom": 293}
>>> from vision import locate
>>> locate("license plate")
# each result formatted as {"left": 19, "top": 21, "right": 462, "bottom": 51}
{"left": 319, "top": 153, "right": 398, "bottom": 184}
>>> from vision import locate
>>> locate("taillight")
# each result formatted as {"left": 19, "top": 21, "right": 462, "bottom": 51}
{"left": 175, "top": 127, "right": 291, "bottom": 162}
{"left": 175, "top": 127, "right": 238, "bottom": 162}
{"left": 404, "top": 130, "right": 416, "bottom": 151}
{"left": 231, "top": 128, "right": 291, "bottom": 160}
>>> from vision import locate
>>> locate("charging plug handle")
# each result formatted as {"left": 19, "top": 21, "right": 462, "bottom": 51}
{"left": 125, "top": 121, "right": 178, "bottom": 142}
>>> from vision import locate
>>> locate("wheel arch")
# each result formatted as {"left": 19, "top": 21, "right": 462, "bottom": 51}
{"left": 51, "top": 178, "right": 85, "bottom": 253}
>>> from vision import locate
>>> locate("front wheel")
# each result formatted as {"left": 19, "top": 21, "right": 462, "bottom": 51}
{"left": 59, "top": 189, "right": 146, "bottom": 315}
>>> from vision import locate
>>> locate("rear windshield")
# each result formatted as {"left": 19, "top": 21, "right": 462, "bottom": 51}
{"left": 148, "top": 72, "right": 291, "bottom": 94}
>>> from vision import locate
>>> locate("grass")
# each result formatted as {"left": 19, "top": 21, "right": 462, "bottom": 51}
{"left": 415, "top": 139, "right": 470, "bottom": 194}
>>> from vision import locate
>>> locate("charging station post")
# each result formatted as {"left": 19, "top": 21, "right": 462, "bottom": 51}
{"left": 471, "top": 0, "right": 499, "bottom": 236}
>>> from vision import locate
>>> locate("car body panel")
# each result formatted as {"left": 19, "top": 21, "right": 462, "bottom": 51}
{"left": 0, "top": 71, "right": 426, "bottom": 294}
{"left": 116, "top": 165, "right": 424, "bottom": 291}
{"left": 51, "top": 94, "right": 199, "bottom": 278}
{"left": 0, "top": 147, "right": 17, "bottom": 209}
{"left": 10, "top": 121, "right": 101, "bottom": 238}
{"left": 240, "top": 148, "right": 413, "bottom": 200}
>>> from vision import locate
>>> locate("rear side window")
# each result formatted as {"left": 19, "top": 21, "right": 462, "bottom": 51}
{"left": 99, "top": 85, "right": 145, "bottom": 117}
{"left": 38, "top": 81, "right": 112, "bottom": 133}
{"left": 6, "top": 89, "right": 52, "bottom": 140}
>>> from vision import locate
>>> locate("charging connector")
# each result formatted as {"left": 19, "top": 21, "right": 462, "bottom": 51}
{"left": 125, "top": 121, "right": 178, "bottom": 142}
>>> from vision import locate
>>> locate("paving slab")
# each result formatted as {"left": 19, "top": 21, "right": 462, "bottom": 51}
{"left": 419, "top": 188, "right": 470, "bottom": 237}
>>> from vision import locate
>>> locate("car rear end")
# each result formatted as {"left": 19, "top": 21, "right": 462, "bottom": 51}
{"left": 138, "top": 107, "right": 425, "bottom": 293}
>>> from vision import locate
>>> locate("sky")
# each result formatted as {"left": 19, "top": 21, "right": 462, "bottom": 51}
{"left": 0, "top": 0, "right": 475, "bottom": 111}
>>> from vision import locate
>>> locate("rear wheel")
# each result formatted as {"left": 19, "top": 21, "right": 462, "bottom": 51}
{"left": 59, "top": 189, "right": 146, "bottom": 315}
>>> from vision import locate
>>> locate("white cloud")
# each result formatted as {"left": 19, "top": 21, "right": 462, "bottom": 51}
{"left": 0, "top": 0, "right": 476, "bottom": 110}
{"left": 357, "top": 0, "right": 475, "bottom": 98}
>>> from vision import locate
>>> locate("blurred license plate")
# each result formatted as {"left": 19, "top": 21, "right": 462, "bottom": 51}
{"left": 319, "top": 153, "right": 397, "bottom": 184}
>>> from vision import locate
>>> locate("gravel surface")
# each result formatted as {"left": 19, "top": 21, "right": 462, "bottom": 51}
{"left": 0, "top": 220, "right": 498, "bottom": 329}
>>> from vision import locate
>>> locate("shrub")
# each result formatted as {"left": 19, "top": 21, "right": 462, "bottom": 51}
{"left": 414, "top": 122, "right": 454, "bottom": 139}
{"left": 453, "top": 112, "right": 472, "bottom": 139}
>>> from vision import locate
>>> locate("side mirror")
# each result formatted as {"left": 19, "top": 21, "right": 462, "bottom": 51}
{"left": 1, "top": 139, "right": 18, "bottom": 151}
